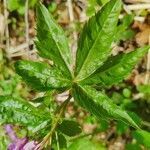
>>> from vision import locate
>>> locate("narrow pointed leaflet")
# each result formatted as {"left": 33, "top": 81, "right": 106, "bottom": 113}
{"left": 75, "top": 0, "right": 122, "bottom": 81}
{"left": 0, "top": 96, "right": 50, "bottom": 132}
{"left": 73, "top": 84, "right": 139, "bottom": 129}
{"left": 15, "top": 60, "right": 71, "bottom": 91}
{"left": 35, "top": 3, "right": 73, "bottom": 79}
{"left": 81, "top": 46, "right": 150, "bottom": 86}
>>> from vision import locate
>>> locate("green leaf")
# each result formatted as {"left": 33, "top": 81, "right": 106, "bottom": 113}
{"left": 58, "top": 120, "right": 82, "bottom": 137}
{"left": 57, "top": 133, "right": 67, "bottom": 149}
{"left": 52, "top": 132, "right": 67, "bottom": 150}
{"left": 7, "top": 0, "right": 37, "bottom": 12}
{"left": 123, "top": 88, "right": 132, "bottom": 98}
{"left": 125, "top": 143, "right": 141, "bottom": 150}
{"left": 115, "top": 14, "right": 135, "bottom": 42}
{"left": 0, "top": 126, "right": 10, "bottom": 150}
{"left": 121, "top": 14, "right": 134, "bottom": 27}
{"left": 73, "top": 84, "right": 139, "bottom": 129}
{"left": 127, "top": 112, "right": 142, "bottom": 127}
{"left": 133, "top": 130, "right": 150, "bottom": 148}
{"left": 29, "top": 0, "right": 38, "bottom": 7}
{"left": 119, "top": 29, "right": 135, "bottom": 41}
{"left": 86, "top": 6, "right": 96, "bottom": 17}
{"left": 68, "top": 138, "right": 106, "bottom": 150}
{"left": 98, "top": 0, "right": 110, "bottom": 5}
{"left": 75, "top": 0, "right": 122, "bottom": 81}
{"left": 81, "top": 46, "right": 149, "bottom": 86}
{"left": 86, "top": 0, "right": 98, "bottom": 17}
{"left": 36, "top": 3, "right": 72, "bottom": 79}
{"left": 98, "top": 120, "right": 109, "bottom": 132}
{"left": 15, "top": 60, "right": 71, "bottom": 91}
{"left": 7, "top": 0, "right": 20, "bottom": 11}
{"left": 137, "top": 85, "right": 150, "bottom": 95}
{"left": 116, "top": 121, "right": 128, "bottom": 135}
{"left": 0, "top": 137, "right": 9, "bottom": 150}
{"left": 0, "top": 96, "right": 50, "bottom": 132}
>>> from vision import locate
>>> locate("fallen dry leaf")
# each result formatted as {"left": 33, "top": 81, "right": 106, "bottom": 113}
{"left": 133, "top": 21, "right": 150, "bottom": 46}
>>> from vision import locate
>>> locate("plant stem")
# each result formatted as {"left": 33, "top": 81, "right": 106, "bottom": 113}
{"left": 55, "top": 132, "right": 60, "bottom": 150}
{"left": 36, "top": 95, "right": 71, "bottom": 150}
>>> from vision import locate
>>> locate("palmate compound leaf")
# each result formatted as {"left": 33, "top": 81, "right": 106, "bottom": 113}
{"left": 75, "top": 0, "right": 122, "bottom": 81}
{"left": 0, "top": 96, "right": 51, "bottom": 133}
{"left": 35, "top": 3, "right": 72, "bottom": 79}
{"left": 15, "top": 60, "right": 71, "bottom": 91}
{"left": 81, "top": 46, "right": 150, "bottom": 86}
{"left": 72, "top": 84, "right": 139, "bottom": 129}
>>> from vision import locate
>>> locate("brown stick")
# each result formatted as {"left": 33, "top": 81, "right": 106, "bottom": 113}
{"left": 3, "top": 0, "right": 10, "bottom": 59}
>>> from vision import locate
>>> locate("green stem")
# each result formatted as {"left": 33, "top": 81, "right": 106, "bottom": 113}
{"left": 37, "top": 95, "right": 71, "bottom": 150}
{"left": 55, "top": 132, "right": 60, "bottom": 150}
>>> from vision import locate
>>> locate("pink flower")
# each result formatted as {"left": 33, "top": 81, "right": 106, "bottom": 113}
{"left": 5, "top": 124, "right": 37, "bottom": 150}
{"left": 5, "top": 125, "right": 18, "bottom": 142}
{"left": 23, "top": 141, "right": 38, "bottom": 150}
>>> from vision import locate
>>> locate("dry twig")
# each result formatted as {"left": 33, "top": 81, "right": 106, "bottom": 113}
{"left": 67, "top": 0, "right": 78, "bottom": 68}
{"left": 3, "top": 0, "right": 10, "bottom": 59}
{"left": 145, "top": 34, "right": 150, "bottom": 84}
{"left": 126, "top": 4, "right": 150, "bottom": 10}
{"left": 25, "top": 0, "right": 30, "bottom": 58}
{"left": 124, "top": 0, "right": 150, "bottom": 4}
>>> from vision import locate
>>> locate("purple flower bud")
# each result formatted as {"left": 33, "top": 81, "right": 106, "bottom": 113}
{"left": 23, "top": 141, "right": 38, "bottom": 150}
{"left": 5, "top": 124, "right": 18, "bottom": 142}
{"left": 8, "top": 138, "right": 28, "bottom": 150}
{"left": 16, "top": 138, "right": 28, "bottom": 149}
{"left": 8, "top": 143, "right": 16, "bottom": 150}
{"left": 5, "top": 124, "right": 38, "bottom": 150}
